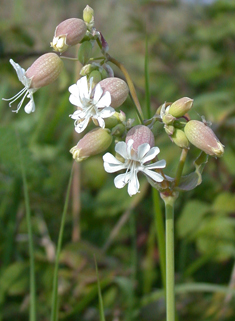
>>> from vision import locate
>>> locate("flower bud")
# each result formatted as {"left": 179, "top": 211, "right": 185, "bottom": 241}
{"left": 104, "top": 112, "right": 120, "bottom": 128}
{"left": 70, "top": 128, "right": 113, "bottom": 162}
{"left": 83, "top": 5, "right": 94, "bottom": 27}
{"left": 25, "top": 53, "right": 63, "bottom": 89}
{"left": 112, "top": 124, "right": 125, "bottom": 137}
{"left": 51, "top": 18, "right": 87, "bottom": 53}
{"left": 184, "top": 120, "right": 224, "bottom": 157}
{"left": 168, "top": 97, "right": 193, "bottom": 118}
{"left": 171, "top": 128, "right": 190, "bottom": 149}
{"left": 126, "top": 125, "right": 155, "bottom": 151}
{"left": 77, "top": 41, "right": 93, "bottom": 65}
{"left": 80, "top": 63, "right": 98, "bottom": 76}
{"left": 88, "top": 70, "right": 102, "bottom": 86}
{"left": 162, "top": 113, "right": 175, "bottom": 125}
{"left": 164, "top": 125, "right": 175, "bottom": 136}
{"left": 99, "top": 77, "right": 129, "bottom": 108}
{"left": 119, "top": 111, "right": 126, "bottom": 123}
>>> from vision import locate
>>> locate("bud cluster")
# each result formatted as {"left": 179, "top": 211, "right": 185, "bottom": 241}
{"left": 159, "top": 97, "right": 224, "bottom": 158}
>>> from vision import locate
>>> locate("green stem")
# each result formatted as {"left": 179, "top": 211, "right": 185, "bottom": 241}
{"left": 152, "top": 188, "right": 166, "bottom": 289}
{"left": 106, "top": 54, "right": 144, "bottom": 124}
{"left": 95, "top": 36, "right": 144, "bottom": 123}
{"left": 175, "top": 148, "right": 188, "bottom": 187}
{"left": 145, "top": 35, "right": 151, "bottom": 120}
{"left": 161, "top": 193, "right": 178, "bottom": 321}
{"left": 17, "top": 132, "right": 36, "bottom": 321}
{"left": 50, "top": 167, "right": 73, "bottom": 321}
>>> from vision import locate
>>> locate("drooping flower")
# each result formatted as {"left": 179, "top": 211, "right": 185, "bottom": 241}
{"left": 2, "top": 53, "right": 63, "bottom": 113}
{"left": 103, "top": 139, "right": 166, "bottom": 196}
{"left": 69, "top": 76, "right": 115, "bottom": 133}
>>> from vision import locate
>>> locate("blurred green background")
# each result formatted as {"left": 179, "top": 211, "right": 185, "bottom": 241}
{"left": 1, "top": 0, "right": 235, "bottom": 320}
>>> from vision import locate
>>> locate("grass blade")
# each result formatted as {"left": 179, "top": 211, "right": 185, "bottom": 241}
{"left": 50, "top": 166, "right": 74, "bottom": 321}
{"left": 94, "top": 256, "right": 106, "bottom": 321}
{"left": 17, "top": 131, "right": 37, "bottom": 321}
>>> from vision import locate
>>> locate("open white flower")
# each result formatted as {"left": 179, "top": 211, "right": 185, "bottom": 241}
{"left": 103, "top": 139, "right": 166, "bottom": 196}
{"left": 69, "top": 76, "right": 115, "bottom": 133}
{"left": 2, "top": 59, "right": 37, "bottom": 113}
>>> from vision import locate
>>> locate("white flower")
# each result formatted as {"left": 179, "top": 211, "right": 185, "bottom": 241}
{"left": 103, "top": 139, "right": 166, "bottom": 196}
{"left": 69, "top": 76, "right": 115, "bottom": 133}
{"left": 2, "top": 59, "right": 37, "bottom": 113}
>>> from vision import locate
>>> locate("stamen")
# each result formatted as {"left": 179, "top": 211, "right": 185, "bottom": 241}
{"left": 13, "top": 91, "right": 28, "bottom": 113}
{"left": 2, "top": 87, "right": 27, "bottom": 103}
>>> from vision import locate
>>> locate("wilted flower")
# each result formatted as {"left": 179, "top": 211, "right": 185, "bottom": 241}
{"left": 2, "top": 53, "right": 63, "bottom": 113}
{"left": 69, "top": 76, "right": 115, "bottom": 133}
{"left": 51, "top": 18, "right": 87, "bottom": 53}
{"left": 184, "top": 120, "right": 224, "bottom": 157}
{"left": 103, "top": 139, "right": 166, "bottom": 196}
{"left": 70, "top": 128, "right": 112, "bottom": 162}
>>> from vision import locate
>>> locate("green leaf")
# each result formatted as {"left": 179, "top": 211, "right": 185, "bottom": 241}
{"left": 177, "top": 200, "right": 210, "bottom": 239}
{"left": 212, "top": 192, "right": 235, "bottom": 214}
{"left": 195, "top": 216, "right": 235, "bottom": 261}
{"left": 0, "top": 262, "right": 28, "bottom": 303}
{"left": 177, "top": 152, "right": 208, "bottom": 191}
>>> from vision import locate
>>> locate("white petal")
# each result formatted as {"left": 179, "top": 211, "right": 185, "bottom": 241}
{"left": 99, "top": 106, "right": 115, "bottom": 118}
{"left": 96, "top": 91, "right": 111, "bottom": 108}
{"left": 142, "top": 168, "right": 164, "bottom": 182}
{"left": 78, "top": 76, "right": 89, "bottom": 98}
{"left": 96, "top": 116, "right": 105, "bottom": 128}
{"left": 93, "top": 83, "right": 103, "bottom": 103}
{"left": 126, "top": 139, "right": 134, "bottom": 158}
{"left": 114, "top": 173, "right": 130, "bottom": 189}
{"left": 115, "top": 141, "right": 128, "bottom": 159}
{"left": 142, "top": 147, "right": 160, "bottom": 163}
{"left": 74, "top": 117, "right": 90, "bottom": 133}
{"left": 127, "top": 172, "right": 140, "bottom": 196}
{"left": 24, "top": 95, "right": 35, "bottom": 113}
{"left": 88, "top": 77, "right": 93, "bottom": 96}
{"left": 10, "top": 59, "right": 30, "bottom": 87}
{"left": 137, "top": 143, "right": 150, "bottom": 160}
{"left": 103, "top": 152, "right": 123, "bottom": 165}
{"left": 70, "top": 110, "right": 83, "bottom": 120}
{"left": 146, "top": 159, "right": 166, "bottom": 170}
{"left": 103, "top": 163, "right": 126, "bottom": 174}
{"left": 69, "top": 94, "right": 82, "bottom": 107}
{"left": 68, "top": 83, "right": 79, "bottom": 95}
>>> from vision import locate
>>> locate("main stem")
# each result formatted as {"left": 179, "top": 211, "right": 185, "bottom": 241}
{"left": 162, "top": 194, "right": 177, "bottom": 321}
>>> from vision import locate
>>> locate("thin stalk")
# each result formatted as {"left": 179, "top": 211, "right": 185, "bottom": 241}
{"left": 161, "top": 194, "right": 178, "bottom": 321}
{"left": 145, "top": 35, "right": 151, "bottom": 120}
{"left": 152, "top": 188, "right": 166, "bottom": 289}
{"left": 17, "top": 132, "right": 36, "bottom": 321}
{"left": 95, "top": 37, "right": 144, "bottom": 123}
{"left": 94, "top": 257, "right": 106, "bottom": 321}
{"left": 175, "top": 148, "right": 188, "bottom": 187}
{"left": 50, "top": 166, "right": 73, "bottom": 321}
{"left": 107, "top": 54, "right": 144, "bottom": 123}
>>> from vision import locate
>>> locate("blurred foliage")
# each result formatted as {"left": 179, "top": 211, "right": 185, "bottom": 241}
{"left": 1, "top": 0, "right": 235, "bottom": 320}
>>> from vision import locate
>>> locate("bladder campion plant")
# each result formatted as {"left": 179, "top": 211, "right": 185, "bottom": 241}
{"left": 2, "top": 5, "right": 224, "bottom": 321}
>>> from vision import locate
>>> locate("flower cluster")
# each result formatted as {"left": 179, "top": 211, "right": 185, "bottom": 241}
{"left": 2, "top": 5, "right": 224, "bottom": 197}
